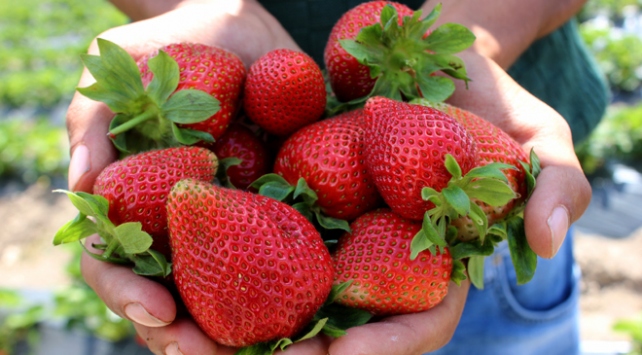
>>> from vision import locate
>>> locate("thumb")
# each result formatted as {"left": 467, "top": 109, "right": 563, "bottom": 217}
{"left": 66, "top": 80, "right": 117, "bottom": 192}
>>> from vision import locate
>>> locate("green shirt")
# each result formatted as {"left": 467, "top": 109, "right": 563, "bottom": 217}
{"left": 259, "top": 0, "right": 609, "bottom": 143}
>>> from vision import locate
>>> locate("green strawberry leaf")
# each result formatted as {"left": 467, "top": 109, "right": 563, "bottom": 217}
{"left": 146, "top": 50, "right": 180, "bottom": 105}
{"left": 234, "top": 343, "right": 272, "bottom": 355}
{"left": 162, "top": 89, "right": 220, "bottom": 124}
{"left": 131, "top": 249, "right": 172, "bottom": 277}
{"left": 444, "top": 154, "right": 463, "bottom": 179}
{"left": 410, "top": 230, "right": 433, "bottom": 260}
{"left": 112, "top": 222, "right": 153, "bottom": 255}
{"left": 468, "top": 202, "right": 489, "bottom": 242}
{"left": 339, "top": 3, "right": 473, "bottom": 103}
{"left": 467, "top": 255, "right": 486, "bottom": 289}
{"left": 251, "top": 173, "right": 295, "bottom": 201}
{"left": 451, "top": 259, "right": 468, "bottom": 285}
{"left": 441, "top": 185, "right": 470, "bottom": 217}
{"left": 171, "top": 124, "right": 215, "bottom": 146}
{"left": 506, "top": 216, "right": 537, "bottom": 284}
{"left": 415, "top": 75, "right": 455, "bottom": 103}
{"left": 296, "top": 318, "right": 328, "bottom": 343}
{"left": 465, "top": 163, "right": 514, "bottom": 181}
{"left": 217, "top": 157, "right": 243, "bottom": 188}
{"left": 421, "top": 186, "right": 441, "bottom": 205}
{"left": 315, "top": 213, "right": 351, "bottom": 233}
{"left": 314, "top": 303, "right": 372, "bottom": 338}
{"left": 327, "top": 281, "right": 353, "bottom": 304}
{"left": 293, "top": 178, "right": 319, "bottom": 206}
{"left": 465, "top": 178, "right": 516, "bottom": 207}
{"left": 424, "top": 23, "right": 477, "bottom": 55}
{"left": 449, "top": 239, "right": 495, "bottom": 260}
{"left": 53, "top": 213, "right": 98, "bottom": 245}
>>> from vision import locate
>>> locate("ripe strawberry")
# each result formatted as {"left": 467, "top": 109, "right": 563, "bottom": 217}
{"left": 166, "top": 179, "right": 334, "bottom": 347}
{"left": 243, "top": 48, "right": 326, "bottom": 136}
{"left": 139, "top": 42, "right": 246, "bottom": 142}
{"left": 78, "top": 39, "right": 245, "bottom": 154}
{"left": 363, "top": 96, "right": 477, "bottom": 220}
{"left": 332, "top": 209, "right": 452, "bottom": 315}
{"left": 212, "top": 123, "right": 270, "bottom": 190}
{"left": 272, "top": 109, "right": 381, "bottom": 221}
{"left": 324, "top": 2, "right": 474, "bottom": 103}
{"left": 92, "top": 146, "right": 219, "bottom": 257}
{"left": 422, "top": 101, "right": 531, "bottom": 240}
{"left": 324, "top": 1, "right": 414, "bottom": 102}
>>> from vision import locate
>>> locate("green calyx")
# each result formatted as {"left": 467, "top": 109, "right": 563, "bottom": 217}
{"left": 340, "top": 3, "right": 475, "bottom": 104}
{"left": 249, "top": 173, "right": 351, "bottom": 233}
{"left": 78, "top": 38, "right": 219, "bottom": 154}
{"left": 410, "top": 149, "right": 542, "bottom": 289}
{"left": 53, "top": 190, "right": 171, "bottom": 278}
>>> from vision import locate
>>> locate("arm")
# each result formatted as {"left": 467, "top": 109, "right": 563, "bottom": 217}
{"left": 423, "top": 0, "right": 587, "bottom": 69}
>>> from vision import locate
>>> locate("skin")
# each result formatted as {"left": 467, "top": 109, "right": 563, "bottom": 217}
{"left": 68, "top": 0, "right": 591, "bottom": 353}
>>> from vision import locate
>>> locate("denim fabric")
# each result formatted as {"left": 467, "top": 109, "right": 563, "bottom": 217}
{"left": 427, "top": 227, "right": 581, "bottom": 355}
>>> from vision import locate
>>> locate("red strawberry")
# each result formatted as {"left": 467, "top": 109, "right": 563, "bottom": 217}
{"left": 77, "top": 39, "right": 245, "bottom": 154}
{"left": 324, "top": 2, "right": 474, "bottom": 103}
{"left": 139, "top": 42, "right": 246, "bottom": 142}
{"left": 332, "top": 209, "right": 452, "bottom": 315}
{"left": 324, "top": 1, "right": 414, "bottom": 102}
{"left": 212, "top": 123, "right": 271, "bottom": 190}
{"left": 93, "top": 146, "right": 218, "bottom": 257}
{"left": 166, "top": 179, "right": 334, "bottom": 347}
{"left": 272, "top": 109, "right": 381, "bottom": 221}
{"left": 243, "top": 48, "right": 326, "bottom": 136}
{"left": 425, "top": 102, "right": 531, "bottom": 240}
{"left": 363, "top": 96, "right": 477, "bottom": 220}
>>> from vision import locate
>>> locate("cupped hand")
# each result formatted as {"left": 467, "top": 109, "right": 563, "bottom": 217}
{"left": 447, "top": 51, "right": 592, "bottom": 259}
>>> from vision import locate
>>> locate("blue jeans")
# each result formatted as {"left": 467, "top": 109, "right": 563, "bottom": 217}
{"left": 428, "top": 227, "right": 581, "bottom": 355}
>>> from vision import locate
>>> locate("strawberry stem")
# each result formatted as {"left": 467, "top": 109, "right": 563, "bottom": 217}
{"left": 109, "top": 108, "right": 158, "bottom": 136}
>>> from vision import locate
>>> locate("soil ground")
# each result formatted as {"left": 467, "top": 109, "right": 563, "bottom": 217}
{"left": 0, "top": 180, "right": 640, "bottom": 344}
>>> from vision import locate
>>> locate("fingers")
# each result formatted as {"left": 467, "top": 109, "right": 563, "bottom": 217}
{"left": 328, "top": 281, "right": 470, "bottom": 355}
{"left": 133, "top": 318, "right": 238, "bottom": 355}
{"left": 80, "top": 235, "right": 177, "bottom": 327}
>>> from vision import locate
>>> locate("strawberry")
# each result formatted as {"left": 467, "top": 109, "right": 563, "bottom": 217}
{"left": 212, "top": 123, "right": 271, "bottom": 190}
{"left": 77, "top": 39, "right": 245, "bottom": 154}
{"left": 93, "top": 146, "right": 218, "bottom": 256}
{"left": 243, "top": 48, "right": 326, "bottom": 136}
{"left": 363, "top": 96, "right": 477, "bottom": 221}
{"left": 418, "top": 101, "right": 532, "bottom": 240}
{"left": 324, "top": 2, "right": 475, "bottom": 103}
{"left": 271, "top": 109, "right": 382, "bottom": 222}
{"left": 332, "top": 209, "right": 453, "bottom": 315}
{"left": 53, "top": 146, "right": 218, "bottom": 276}
{"left": 324, "top": 1, "right": 414, "bottom": 102}
{"left": 166, "top": 179, "right": 334, "bottom": 348}
{"left": 139, "top": 42, "right": 247, "bottom": 143}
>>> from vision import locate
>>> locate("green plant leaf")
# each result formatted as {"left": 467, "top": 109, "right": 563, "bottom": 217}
{"left": 450, "top": 259, "right": 467, "bottom": 285}
{"left": 465, "top": 163, "right": 514, "bottom": 181}
{"left": 467, "top": 255, "right": 485, "bottom": 289}
{"left": 315, "top": 212, "right": 351, "bottom": 233}
{"left": 424, "top": 23, "right": 476, "bottom": 55}
{"left": 162, "top": 89, "right": 220, "bottom": 124}
{"left": 297, "top": 318, "right": 328, "bottom": 343}
{"left": 131, "top": 249, "right": 172, "bottom": 277}
{"left": 171, "top": 124, "right": 214, "bottom": 146}
{"left": 444, "top": 154, "right": 462, "bottom": 179}
{"left": 449, "top": 240, "right": 495, "bottom": 260}
{"left": 410, "top": 230, "right": 433, "bottom": 260}
{"left": 146, "top": 50, "right": 180, "bottom": 105}
{"left": 465, "top": 179, "right": 516, "bottom": 206}
{"left": 53, "top": 213, "right": 98, "bottom": 245}
{"left": 467, "top": 202, "right": 489, "bottom": 241}
{"left": 252, "top": 173, "right": 295, "bottom": 201}
{"left": 506, "top": 216, "right": 537, "bottom": 284}
{"left": 415, "top": 74, "right": 455, "bottom": 103}
{"left": 442, "top": 185, "right": 470, "bottom": 216}
{"left": 112, "top": 222, "right": 153, "bottom": 255}
{"left": 293, "top": 178, "right": 319, "bottom": 205}
{"left": 313, "top": 303, "right": 372, "bottom": 338}
{"left": 217, "top": 157, "right": 243, "bottom": 188}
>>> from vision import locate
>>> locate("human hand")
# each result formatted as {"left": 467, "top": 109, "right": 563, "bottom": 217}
{"left": 446, "top": 51, "right": 591, "bottom": 259}
{"left": 67, "top": 1, "right": 301, "bottom": 353}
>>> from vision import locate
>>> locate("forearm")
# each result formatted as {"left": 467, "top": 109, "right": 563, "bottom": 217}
{"left": 422, "top": 0, "right": 587, "bottom": 69}
{"left": 108, "top": 0, "right": 183, "bottom": 21}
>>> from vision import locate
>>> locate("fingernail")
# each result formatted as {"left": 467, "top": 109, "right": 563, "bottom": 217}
{"left": 68, "top": 145, "right": 90, "bottom": 191}
{"left": 124, "top": 303, "right": 170, "bottom": 328}
{"left": 547, "top": 206, "right": 569, "bottom": 257}
{"left": 165, "top": 342, "right": 184, "bottom": 355}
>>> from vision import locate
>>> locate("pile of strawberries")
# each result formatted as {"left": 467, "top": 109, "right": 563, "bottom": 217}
{"left": 54, "top": 1, "right": 540, "bottom": 352}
